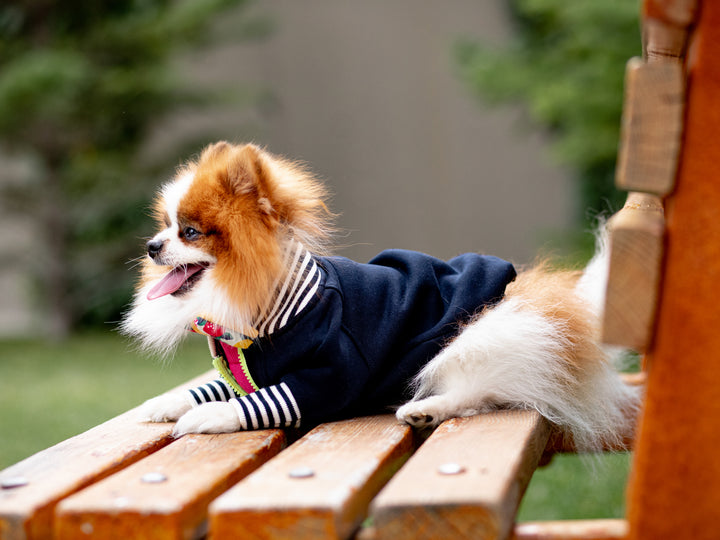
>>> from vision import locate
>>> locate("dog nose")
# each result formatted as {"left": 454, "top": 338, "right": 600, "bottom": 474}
{"left": 147, "top": 239, "right": 165, "bottom": 260}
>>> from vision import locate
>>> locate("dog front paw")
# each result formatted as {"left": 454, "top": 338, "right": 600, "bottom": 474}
{"left": 173, "top": 402, "right": 241, "bottom": 436}
{"left": 137, "top": 392, "right": 194, "bottom": 422}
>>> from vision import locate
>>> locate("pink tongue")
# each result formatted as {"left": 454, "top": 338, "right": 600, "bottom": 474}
{"left": 147, "top": 264, "right": 205, "bottom": 300}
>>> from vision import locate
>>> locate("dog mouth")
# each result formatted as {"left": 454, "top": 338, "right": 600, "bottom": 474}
{"left": 146, "top": 263, "right": 210, "bottom": 301}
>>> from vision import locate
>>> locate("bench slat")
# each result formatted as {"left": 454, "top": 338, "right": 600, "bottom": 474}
{"left": 601, "top": 193, "right": 664, "bottom": 351}
{"left": 513, "top": 519, "right": 628, "bottom": 540}
{"left": 369, "top": 410, "right": 551, "bottom": 540}
{"left": 209, "top": 415, "right": 414, "bottom": 540}
{"left": 0, "top": 371, "right": 215, "bottom": 540}
{"left": 615, "top": 57, "right": 684, "bottom": 195}
{"left": 55, "top": 430, "right": 285, "bottom": 540}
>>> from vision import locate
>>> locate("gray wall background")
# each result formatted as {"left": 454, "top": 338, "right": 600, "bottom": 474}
{"left": 1, "top": 1, "right": 574, "bottom": 336}
{"left": 158, "top": 0, "right": 573, "bottom": 263}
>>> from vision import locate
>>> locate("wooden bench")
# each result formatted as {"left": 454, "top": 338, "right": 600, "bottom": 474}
{"left": 3, "top": 0, "right": 718, "bottom": 538}
{"left": 0, "top": 369, "right": 642, "bottom": 540}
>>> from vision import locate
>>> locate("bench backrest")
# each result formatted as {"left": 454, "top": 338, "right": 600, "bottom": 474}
{"left": 624, "top": 1, "right": 720, "bottom": 539}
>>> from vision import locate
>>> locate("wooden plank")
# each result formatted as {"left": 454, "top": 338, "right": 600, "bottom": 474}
{"left": 627, "top": 2, "right": 720, "bottom": 538}
{"left": 615, "top": 57, "right": 684, "bottom": 195}
{"left": 643, "top": 0, "right": 697, "bottom": 29}
{"left": 513, "top": 519, "right": 628, "bottom": 540}
{"left": 619, "top": 371, "right": 647, "bottom": 387}
{"left": 642, "top": 17, "right": 689, "bottom": 63}
{"left": 0, "top": 371, "right": 215, "bottom": 540}
{"left": 369, "top": 410, "right": 551, "bottom": 540}
{"left": 209, "top": 415, "right": 414, "bottom": 540}
{"left": 55, "top": 430, "right": 285, "bottom": 540}
{"left": 601, "top": 193, "right": 664, "bottom": 351}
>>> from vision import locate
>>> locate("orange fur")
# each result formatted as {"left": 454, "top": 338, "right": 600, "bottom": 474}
{"left": 144, "top": 142, "right": 334, "bottom": 321}
{"left": 505, "top": 264, "right": 602, "bottom": 375}
{"left": 127, "top": 141, "right": 639, "bottom": 449}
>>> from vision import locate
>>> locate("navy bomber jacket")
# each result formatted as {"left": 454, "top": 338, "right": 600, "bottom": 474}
{"left": 187, "top": 241, "right": 516, "bottom": 430}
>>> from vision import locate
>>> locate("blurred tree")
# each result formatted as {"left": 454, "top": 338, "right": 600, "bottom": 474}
{"left": 456, "top": 0, "right": 640, "bottom": 224}
{"left": 0, "top": 0, "right": 262, "bottom": 338}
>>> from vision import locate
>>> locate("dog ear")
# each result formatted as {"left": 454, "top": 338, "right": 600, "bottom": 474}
{"left": 225, "top": 144, "right": 275, "bottom": 216}
{"left": 200, "top": 141, "right": 233, "bottom": 163}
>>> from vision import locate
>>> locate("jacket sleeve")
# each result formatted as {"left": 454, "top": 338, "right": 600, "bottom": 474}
{"left": 186, "top": 378, "right": 302, "bottom": 429}
{"left": 227, "top": 383, "right": 302, "bottom": 429}
{"left": 186, "top": 378, "right": 237, "bottom": 405}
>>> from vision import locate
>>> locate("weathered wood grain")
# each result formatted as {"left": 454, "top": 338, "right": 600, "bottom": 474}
{"left": 601, "top": 193, "right": 664, "bottom": 351}
{"left": 55, "top": 430, "right": 285, "bottom": 540}
{"left": 627, "top": 2, "right": 720, "bottom": 538}
{"left": 209, "top": 415, "right": 414, "bottom": 540}
{"left": 370, "top": 410, "right": 551, "bottom": 540}
{"left": 0, "top": 371, "right": 216, "bottom": 540}
{"left": 615, "top": 57, "right": 684, "bottom": 195}
{"left": 513, "top": 519, "right": 628, "bottom": 540}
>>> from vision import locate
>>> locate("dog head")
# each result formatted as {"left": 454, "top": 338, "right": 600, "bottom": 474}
{"left": 122, "top": 141, "right": 333, "bottom": 355}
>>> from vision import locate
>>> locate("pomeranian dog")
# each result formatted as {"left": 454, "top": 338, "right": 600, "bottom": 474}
{"left": 122, "top": 141, "right": 640, "bottom": 452}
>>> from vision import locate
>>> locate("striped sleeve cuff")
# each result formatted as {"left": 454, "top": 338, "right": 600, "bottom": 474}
{"left": 229, "top": 382, "right": 301, "bottom": 429}
{"left": 187, "top": 378, "right": 237, "bottom": 406}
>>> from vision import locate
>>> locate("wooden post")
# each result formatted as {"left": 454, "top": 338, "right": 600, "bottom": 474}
{"left": 602, "top": 193, "right": 665, "bottom": 350}
{"left": 626, "top": 1, "right": 720, "bottom": 538}
{"left": 614, "top": 58, "right": 683, "bottom": 195}
{"left": 603, "top": 0, "right": 688, "bottom": 351}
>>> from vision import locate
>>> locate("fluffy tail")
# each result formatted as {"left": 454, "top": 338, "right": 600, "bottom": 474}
{"left": 400, "top": 223, "right": 642, "bottom": 453}
{"left": 574, "top": 222, "right": 635, "bottom": 372}
{"left": 540, "top": 224, "right": 642, "bottom": 451}
{"left": 575, "top": 220, "right": 611, "bottom": 314}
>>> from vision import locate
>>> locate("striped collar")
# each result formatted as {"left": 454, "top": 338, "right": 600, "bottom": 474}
{"left": 191, "top": 239, "right": 322, "bottom": 346}
{"left": 255, "top": 239, "right": 322, "bottom": 337}
{"left": 191, "top": 240, "right": 322, "bottom": 396}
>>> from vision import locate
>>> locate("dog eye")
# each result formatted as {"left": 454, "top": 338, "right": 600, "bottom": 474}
{"left": 183, "top": 227, "right": 201, "bottom": 240}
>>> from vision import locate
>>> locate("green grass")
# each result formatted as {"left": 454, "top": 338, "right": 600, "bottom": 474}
{"left": 0, "top": 332, "right": 632, "bottom": 521}
{"left": 518, "top": 452, "right": 632, "bottom": 521}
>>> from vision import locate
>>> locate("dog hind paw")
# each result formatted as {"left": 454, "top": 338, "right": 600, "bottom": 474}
{"left": 397, "top": 399, "right": 447, "bottom": 429}
{"left": 397, "top": 395, "right": 482, "bottom": 429}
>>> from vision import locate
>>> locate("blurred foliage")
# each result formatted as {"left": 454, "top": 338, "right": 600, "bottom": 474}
{"left": 0, "top": 0, "right": 263, "bottom": 335}
{"left": 456, "top": 0, "right": 641, "bottom": 223}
